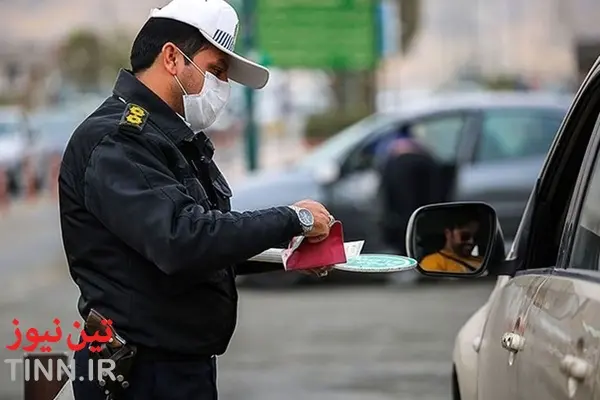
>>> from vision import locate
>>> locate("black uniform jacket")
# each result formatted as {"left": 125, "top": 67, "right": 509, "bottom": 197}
{"left": 59, "top": 69, "right": 302, "bottom": 357}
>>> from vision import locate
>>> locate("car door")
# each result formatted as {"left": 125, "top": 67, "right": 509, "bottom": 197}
{"left": 327, "top": 112, "right": 469, "bottom": 252}
{"left": 476, "top": 273, "right": 550, "bottom": 399}
{"left": 455, "top": 109, "right": 564, "bottom": 239}
{"left": 513, "top": 112, "right": 600, "bottom": 399}
{"left": 475, "top": 60, "right": 600, "bottom": 400}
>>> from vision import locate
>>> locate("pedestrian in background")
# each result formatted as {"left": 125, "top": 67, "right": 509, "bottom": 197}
{"left": 59, "top": 0, "right": 334, "bottom": 398}
{"left": 377, "top": 130, "right": 443, "bottom": 255}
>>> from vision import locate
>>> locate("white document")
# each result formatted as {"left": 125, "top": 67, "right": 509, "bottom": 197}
{"left": 248, "top": 240, "right": 365, "bottom": 267}
{"left": 53, "top": 381, "right": 74, "bottom": 400}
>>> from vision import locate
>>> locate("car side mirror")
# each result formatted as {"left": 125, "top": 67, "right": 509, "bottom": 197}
{"left": 405, "top": 201, "right": 506, "bottom": 278}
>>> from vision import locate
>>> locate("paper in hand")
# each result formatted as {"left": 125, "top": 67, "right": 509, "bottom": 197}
{"left": 248, "top": 221, "right": 365, "bottom": 270}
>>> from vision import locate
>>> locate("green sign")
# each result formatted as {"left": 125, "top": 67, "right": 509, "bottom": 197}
{"left": 255, "top": 0, "right": 379, "bottom": 70}
{"left": 334, "top": 254, "right": 418, "bottom": 273}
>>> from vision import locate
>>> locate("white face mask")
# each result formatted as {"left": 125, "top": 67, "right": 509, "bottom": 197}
{"left": 174, "top": 51, "right": 231, "bottom": 132}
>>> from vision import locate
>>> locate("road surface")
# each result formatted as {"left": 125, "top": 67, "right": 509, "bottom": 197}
{"left": 0, "top": 198, "right": 494, "bottom": 400}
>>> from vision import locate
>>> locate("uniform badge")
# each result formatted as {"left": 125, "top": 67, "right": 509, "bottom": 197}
{"left": 119, "top": 103, "right": 149, "bottom": 131}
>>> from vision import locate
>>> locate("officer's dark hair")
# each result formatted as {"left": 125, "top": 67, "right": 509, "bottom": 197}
{"left": 130, "top": 17, "right": 211, "bottom": 74}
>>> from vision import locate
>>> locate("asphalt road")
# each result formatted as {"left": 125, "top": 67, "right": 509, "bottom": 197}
{"left": 0, "top": 198, "right": 495, "bottom": 400}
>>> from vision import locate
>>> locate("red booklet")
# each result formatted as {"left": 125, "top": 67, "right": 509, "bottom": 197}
{"left": 282, "top": 221, "right": 347, "bottom": 271}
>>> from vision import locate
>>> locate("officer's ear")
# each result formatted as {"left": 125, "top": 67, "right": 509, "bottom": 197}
{"left": 161, "top": 42, "right": 180, "bottom": 76}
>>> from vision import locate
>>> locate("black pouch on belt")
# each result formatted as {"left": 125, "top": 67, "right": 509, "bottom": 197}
{"left": 84, "top": 309, "right": 138, "bottom": 400}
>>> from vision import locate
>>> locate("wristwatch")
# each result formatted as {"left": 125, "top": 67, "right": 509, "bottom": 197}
{"left": 288, "top": 206, "right": 314, "bottom": 235}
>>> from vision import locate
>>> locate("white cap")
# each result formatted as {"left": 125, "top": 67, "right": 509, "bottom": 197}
{"left": 149, "top": 0, "right": 269, "bottom": 89}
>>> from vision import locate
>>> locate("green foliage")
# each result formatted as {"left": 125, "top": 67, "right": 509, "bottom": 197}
{"left": 0, "top": 94, "right": 18, "bottom": 106}
{"left": 304, "top": 108, "right": 371, "bottom": 141}
{"left": 58, "top": 28, "right": 133, "bottom": 92}
{"left": 101, "top": 30, "right": 133, "bottom": 81}
{"left": 480, "top": 75, "right": 529, "bottom": 91}
{"left": 58, "top": 30, "right": 103, "bottom": 91}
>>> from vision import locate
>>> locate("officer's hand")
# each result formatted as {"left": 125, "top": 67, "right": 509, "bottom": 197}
{"left": 292, "top": 199, "right": 333, "bottom": 243}
{"left": 299, "top": 266, "right": 335, "bottom": 278}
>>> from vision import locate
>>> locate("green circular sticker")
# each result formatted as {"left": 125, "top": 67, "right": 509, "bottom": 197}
{"left": 334, "top": 254, "right": 418, "bottom": 273}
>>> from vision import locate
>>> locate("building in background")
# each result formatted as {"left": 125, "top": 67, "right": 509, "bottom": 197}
{"left": 2, "top": 0, "right": 600, "bottom": 115}
{"left": 377, "top": 0, "right": 600, "bottom": 111}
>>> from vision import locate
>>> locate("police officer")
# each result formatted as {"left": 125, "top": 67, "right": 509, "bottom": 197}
{"left": 59, "top": 0, "right": 335, "bottom": 398}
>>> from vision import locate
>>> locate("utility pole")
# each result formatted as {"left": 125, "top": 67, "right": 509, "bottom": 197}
{"left": 242, "top": 0, "right": 259, "bottom": 171}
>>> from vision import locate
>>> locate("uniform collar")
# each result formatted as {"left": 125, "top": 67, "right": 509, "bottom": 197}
{"left": 113, "top": 69, "right": 210, "bottom": 146}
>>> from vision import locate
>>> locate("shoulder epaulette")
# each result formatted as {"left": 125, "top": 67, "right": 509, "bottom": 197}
{"left": 119, "top": 103, "right": 149, "bottom": 132}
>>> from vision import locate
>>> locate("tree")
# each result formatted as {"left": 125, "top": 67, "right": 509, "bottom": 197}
{"left": 58, "top": 29, "right": 103, "bottom": 92}
{"left": 101, "top": 30, "right": 133, "bottom": 82}
{"left": 57, "top": 28, "right": 134, "bottom": 93}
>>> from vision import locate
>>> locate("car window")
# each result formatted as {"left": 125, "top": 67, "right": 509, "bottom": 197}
{"left": 568, "top": 135, "right": 600, "bottom": 271}
{"left": 340, "top": 123, "right": 404, "bottom": 173}
{"left": 341, "top": 113, "right": 467, "bottom": 173}
{"left": 476, "top": 110, "right": 562, "bottom": 163}
{"left": 296, "top": 113, "right": 399, "bottom": 168}
{"left": 407, "top": 114, "right": 466, "bottom": 162}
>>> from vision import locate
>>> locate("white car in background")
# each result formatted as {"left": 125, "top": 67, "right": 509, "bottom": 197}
{"left": 27, "top": 107, "right": 90, "bottom": 190}
{"left": 0, "top": 106, "right": 33, "bottom": 194}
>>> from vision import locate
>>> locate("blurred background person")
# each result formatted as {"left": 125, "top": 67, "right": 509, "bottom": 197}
{"left": 376, "top": 129, "right": 443, "bottom": 255}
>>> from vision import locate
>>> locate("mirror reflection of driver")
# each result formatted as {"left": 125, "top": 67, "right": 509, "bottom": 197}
{"left": 420, "top": 213, "right": 483, "bottom": 273}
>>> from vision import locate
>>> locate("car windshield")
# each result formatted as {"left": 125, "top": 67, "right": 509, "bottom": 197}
{"left": 296, "top": 113, "right": 399, "bottom": 168}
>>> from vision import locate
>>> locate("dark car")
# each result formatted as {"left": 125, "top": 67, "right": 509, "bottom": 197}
{"left": 230, "top": 91, "right": 572, "bottom": 287}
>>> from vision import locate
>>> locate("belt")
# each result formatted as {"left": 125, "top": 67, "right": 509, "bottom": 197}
{"left": 134, "top": 345, "right": 216, "bottom": 362}
{"left": 78, "top": 334, "right": 214, "bottom": 362}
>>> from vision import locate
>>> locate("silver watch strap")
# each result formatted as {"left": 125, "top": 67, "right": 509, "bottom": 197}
{"left": 288, "top": 206, "right": 311, "bottom": 234}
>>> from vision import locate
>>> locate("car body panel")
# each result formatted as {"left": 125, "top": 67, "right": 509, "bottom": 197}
{"left": 453, "top": 301, "right": 488, "bottom": 400}
{"left": 476, "top": 274, "right": 548, "bottom": 400}
{"left": 327, "top": 169, "right": 384, "bottom": 250}
{"left": 230, "top": 168, "right": 324, "bottom": 211}
{"left": 452, "top": 275, "right": 511, "bottom": 400}
{"left": 451, "top": 59, "right": 600, "bottom": 400}
{"left": 455, "top": 156, "right": 546, "bottom": 238}
{"left": 515, "top": 273, "right": 600, "bottom": 399}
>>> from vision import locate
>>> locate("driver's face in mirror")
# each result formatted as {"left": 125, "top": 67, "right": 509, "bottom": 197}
{"left": 444, "top": 221, "right": 479, "bottom": 259}
{"left": 418, "top": 212, "right": 486, "bottom": 274}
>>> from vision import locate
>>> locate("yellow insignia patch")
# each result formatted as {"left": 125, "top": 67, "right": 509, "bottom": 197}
{"left": 119, "top": 103, "right": 149, "bottom": 131}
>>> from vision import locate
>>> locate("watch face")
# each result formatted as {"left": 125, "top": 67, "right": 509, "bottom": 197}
{"left": 298, "top": 208, "right": 314, "bottom": 226}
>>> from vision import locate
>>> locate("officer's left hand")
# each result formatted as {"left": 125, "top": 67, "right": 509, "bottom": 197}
{"left": 299, "top": 266, "right": 334, "bottom": 278}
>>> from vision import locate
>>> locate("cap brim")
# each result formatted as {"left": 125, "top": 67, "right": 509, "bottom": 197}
{"left": 203, "top": 30, "right": 269, "bottom": 89}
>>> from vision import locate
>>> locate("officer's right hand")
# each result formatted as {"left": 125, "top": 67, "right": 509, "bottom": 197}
{"left": 292, "top": 199, "right": 333, "bottom": 243}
